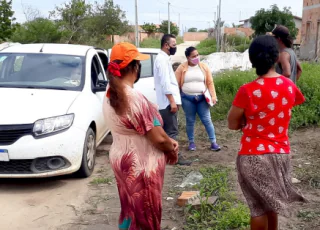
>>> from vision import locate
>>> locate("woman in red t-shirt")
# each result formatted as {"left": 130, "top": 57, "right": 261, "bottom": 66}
{"left": 228, "top": 35, "right": 307, "bottom": 230}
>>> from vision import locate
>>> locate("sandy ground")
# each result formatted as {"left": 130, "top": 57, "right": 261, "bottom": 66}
{"left": 0, "top": 123, "right": 319, "bottom": 230}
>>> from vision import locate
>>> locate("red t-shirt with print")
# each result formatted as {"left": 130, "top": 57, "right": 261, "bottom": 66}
{"left": 232, "top": 76, "right": 305, "bottom": 155}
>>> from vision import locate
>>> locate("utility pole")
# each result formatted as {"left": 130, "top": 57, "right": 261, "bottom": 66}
{"left": 217, "top": 0, "right": 222, "bottom": 52}
{"left": 168, "top": 2, "right": 171, "bottom": 34}
{"left": 159, "top": 11, "right": 161, "bottom": 24}
{"left": 135, "top": 0, "right": 139, "bottom": 47}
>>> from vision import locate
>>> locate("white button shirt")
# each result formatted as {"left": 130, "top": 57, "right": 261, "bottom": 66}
{"left": 153, "top": 51, "right": 181, "bottom": 110}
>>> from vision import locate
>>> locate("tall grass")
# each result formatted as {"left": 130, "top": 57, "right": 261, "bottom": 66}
{"left": 211, "top": 62, "right": 320, "bottom": 130}
{"left": 140, "top": 36, "right": 184, "bottom": 48}
{"left": 196, "top": 38, "right": 217, "bottom": 55}
{"left": 196, "top": 35, "right": 251, "bottom": 55}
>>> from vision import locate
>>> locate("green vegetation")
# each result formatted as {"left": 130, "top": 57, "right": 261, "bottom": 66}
{"left": 196, "top": 35, "right": 251, "bottom": 55}
{"left": 211, "top": 62, "right": 320, "bottom": 130}
{"left": 140, "top": 36, "right": 183, "bottom": 49}
{"left": 251, "top": 4, "right": 298, "bottom": 38}
{"left": 185, "top": 167, "right": 250, "bottom": 230}
{"left": 90, "top": 177, "right": 113, "bottom": 185}
{"left": 196, "top": 38, "right": 217, "bottom": 55}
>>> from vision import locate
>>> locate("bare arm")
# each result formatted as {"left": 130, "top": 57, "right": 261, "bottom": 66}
{"left": 279, "top": 52, "right": 291, "bottom": 78}
{"left": 227, "top": 106, "right": 245, "bottom": 130}
{"left": 146, "top": 126, "right": 174, "bottom": 152}
{"left": 297, "top": 61, "right": 302, "bottom": 81}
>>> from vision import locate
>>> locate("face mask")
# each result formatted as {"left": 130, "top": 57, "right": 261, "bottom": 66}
{"left": 134, "top": 63, "right": 141, "bottom": 84}
{"left": 190, "top": 57, "right": 200, "bottom": 65}
{"left": 168, "top": 46, "right": 177, "bottom": 56}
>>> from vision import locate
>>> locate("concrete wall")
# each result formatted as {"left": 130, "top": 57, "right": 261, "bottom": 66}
{"left": 294, "top": 18, "right": 302, "bottom": 44}
{"left": 183, "top": 32, "right": 208, "bottom": 41}
{"left": 300, "top": 0, "right": 320, "bottom": 59}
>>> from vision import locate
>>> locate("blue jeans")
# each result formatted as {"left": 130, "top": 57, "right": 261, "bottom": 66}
{"left": 181, "top": 93, "right": 217, "bottom": 143}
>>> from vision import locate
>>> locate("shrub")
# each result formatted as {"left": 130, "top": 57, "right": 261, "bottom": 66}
{"left": 140, "top": 38, "right": 160, "bottom": 48}
{"left": 140, "top": 36, "right": 183, "bottom": 48}
{"left": 211, "top": 62, "right": 320, "bottom": 130}
{"left": 196, "top": 38, "right": 217, "bottom": 55}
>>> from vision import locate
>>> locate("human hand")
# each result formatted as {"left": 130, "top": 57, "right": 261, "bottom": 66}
{"left": 170, "top": 102, "right": 178, "bottom": 113}
{"left": 166, "top": 139, "right": 179, "bottom": 165}
{"left": 212, "top": 98, "right": 217, "bottom": 105}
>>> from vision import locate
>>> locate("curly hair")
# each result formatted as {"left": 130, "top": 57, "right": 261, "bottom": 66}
{"left": 107, "top": 60, "right": 138, "bottom": 115}
{"left": 249, "top": 35, "right": 279, "bottom": 76}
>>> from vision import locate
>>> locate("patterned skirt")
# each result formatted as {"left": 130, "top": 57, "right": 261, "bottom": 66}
{"left": 237, "top": 154, "right": 307, "bottom": 217}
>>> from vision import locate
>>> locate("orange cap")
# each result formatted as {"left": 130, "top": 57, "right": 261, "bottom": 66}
{"left": 110, "top": 42, "right": 150, "bottom": 69}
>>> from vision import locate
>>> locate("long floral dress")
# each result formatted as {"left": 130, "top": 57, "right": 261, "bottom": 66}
{"left": 103, "top": 85, "right": 166, "bottom": 230}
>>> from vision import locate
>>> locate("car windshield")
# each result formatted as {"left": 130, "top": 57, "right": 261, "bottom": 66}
{"left": 0, "top": 53, "right": 85, "bottom": 91}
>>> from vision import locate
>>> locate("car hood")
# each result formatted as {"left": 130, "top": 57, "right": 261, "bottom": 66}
{"left": 0, "top": 88, "right": 80, "bottom": 125}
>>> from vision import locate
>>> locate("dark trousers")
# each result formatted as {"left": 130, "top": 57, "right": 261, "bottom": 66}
{"left": 159, "top": 105, "right": 179, "bottom": 141}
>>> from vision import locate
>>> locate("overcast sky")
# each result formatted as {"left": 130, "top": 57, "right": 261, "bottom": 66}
{"left": 13, "top": 0, "right": 303, "bottom": 31}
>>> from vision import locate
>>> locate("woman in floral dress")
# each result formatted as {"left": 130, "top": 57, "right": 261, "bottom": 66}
{"left": 228, "top": 35, "right": 306, "bottom": 229}
{"left": 103, "top": 42, "right": 178, "bottom": 230}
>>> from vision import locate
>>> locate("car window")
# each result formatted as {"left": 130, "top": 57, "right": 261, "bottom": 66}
{"left": 140, "top": 53, "right": 153, "bottom": 78}
{"left": 0, "top": 53, "right": 85, "bottom": 91}
{"left": 14, "top": 56, "right": 24, "bottom": 72}
{"left": 91, "top": 55, "right": 105, "bottom": 89}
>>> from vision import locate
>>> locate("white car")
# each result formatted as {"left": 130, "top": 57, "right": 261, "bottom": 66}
{"left": 107, "top": 48, "right": 159, "bottom": 104}
{"left": 0, "top": 44, "right": 159, "bottom": 178}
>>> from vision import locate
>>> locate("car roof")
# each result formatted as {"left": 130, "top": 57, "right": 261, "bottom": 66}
{"left": 0, "top": 43, "right": 95, "bottom": 56}
{"left": 137, "top": 48, "right": 160, "bottom": 54}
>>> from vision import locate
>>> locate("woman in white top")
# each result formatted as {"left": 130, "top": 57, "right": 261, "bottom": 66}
{"left": 175, "top": 47, "right": 220, "bottom": 151}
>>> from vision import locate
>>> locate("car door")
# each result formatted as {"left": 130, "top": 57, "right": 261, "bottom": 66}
{"left": 90, "top": 54, "right": 108, "bottom": 143}
{"left": 134, "top": 53, "right": 157, "bottom": 104}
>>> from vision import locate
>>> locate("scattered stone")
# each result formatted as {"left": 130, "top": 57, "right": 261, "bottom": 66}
{"left": 166, "top": 197, "right": 174, "bottom": 201}
{"left": 177, "top": 191, "right": 199, "bottom": 207}
{"left": 292, "top": 178, "right": 301, "bottom": 184}
{"left": 305, "top": 162, "right": 311, "bottom": 165}
{"left": 190, "top": 196, "right": 218, "bottom": 209}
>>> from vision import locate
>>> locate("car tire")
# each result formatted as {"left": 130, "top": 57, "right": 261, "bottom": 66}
{"left": 76, "top": 128, "right": 96, "bottom": 178}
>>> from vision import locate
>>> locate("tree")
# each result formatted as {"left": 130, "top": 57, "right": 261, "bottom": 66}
{"left": 49, "top": 0, "right": 90, "bottom": 43}
{"left": 188, "top": 27, "right": 197, "bottom": 32}
{"left": 141, "top": 23, "right": 157, "bottom": 35}
{"left": 11, "top": 18, "right": 63, "bottom": 43}
{"left": 250, "top": 4, "right": 298, "bottom": 38}
{"left": 159, "top": 20, "right": 179, "bottom": 36}
{"left": 0, "top": 0, "right": 15, "bottom": 41}
{"left": 198, "top": 29, "right": 208, "bottom": 32}
{"left": 83, "top": 0, "right": 131, "bottom": 42}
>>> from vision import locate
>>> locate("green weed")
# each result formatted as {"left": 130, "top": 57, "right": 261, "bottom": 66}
{"left": 140, "top": 36, "right": 183, "bottom": 48}
{"left": 90, "top": 177, "right": 113, "bottom": 185}
{"left": 184, "top": 167, "right": 250, "bottom": 230}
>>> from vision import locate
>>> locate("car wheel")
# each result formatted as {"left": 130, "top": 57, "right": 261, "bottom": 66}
{"left": 76, "top": 128, "right": 96, "bottom": 178}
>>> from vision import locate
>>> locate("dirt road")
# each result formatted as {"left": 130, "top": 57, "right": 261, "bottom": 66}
{"left": 0, "top": 138, "right": 115, "bottom": 230}
{"left": 0, "top": 170, "right": 91, "bottom": 230}
{"left": 171, "top": 41, "right": 201, "bottom": 64}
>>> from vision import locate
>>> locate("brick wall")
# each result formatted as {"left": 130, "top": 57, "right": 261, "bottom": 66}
{"left": 300, "top": 0, "right": 320, "bottom": 59}
{"left": 183, "top": 32, "right": 208, "bottom": 41}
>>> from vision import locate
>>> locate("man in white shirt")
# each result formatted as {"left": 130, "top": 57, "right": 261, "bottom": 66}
{"left": 154, "top": 34, "right": 192, "bottom": 166}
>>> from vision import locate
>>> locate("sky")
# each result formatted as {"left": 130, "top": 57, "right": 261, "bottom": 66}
{"left": 13, "top": 0, "right": 303, "bottom": 31}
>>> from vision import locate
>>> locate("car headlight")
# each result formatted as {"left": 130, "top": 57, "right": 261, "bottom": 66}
{"left": 33, "top": 114, "right": 75, "bottom": 137}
